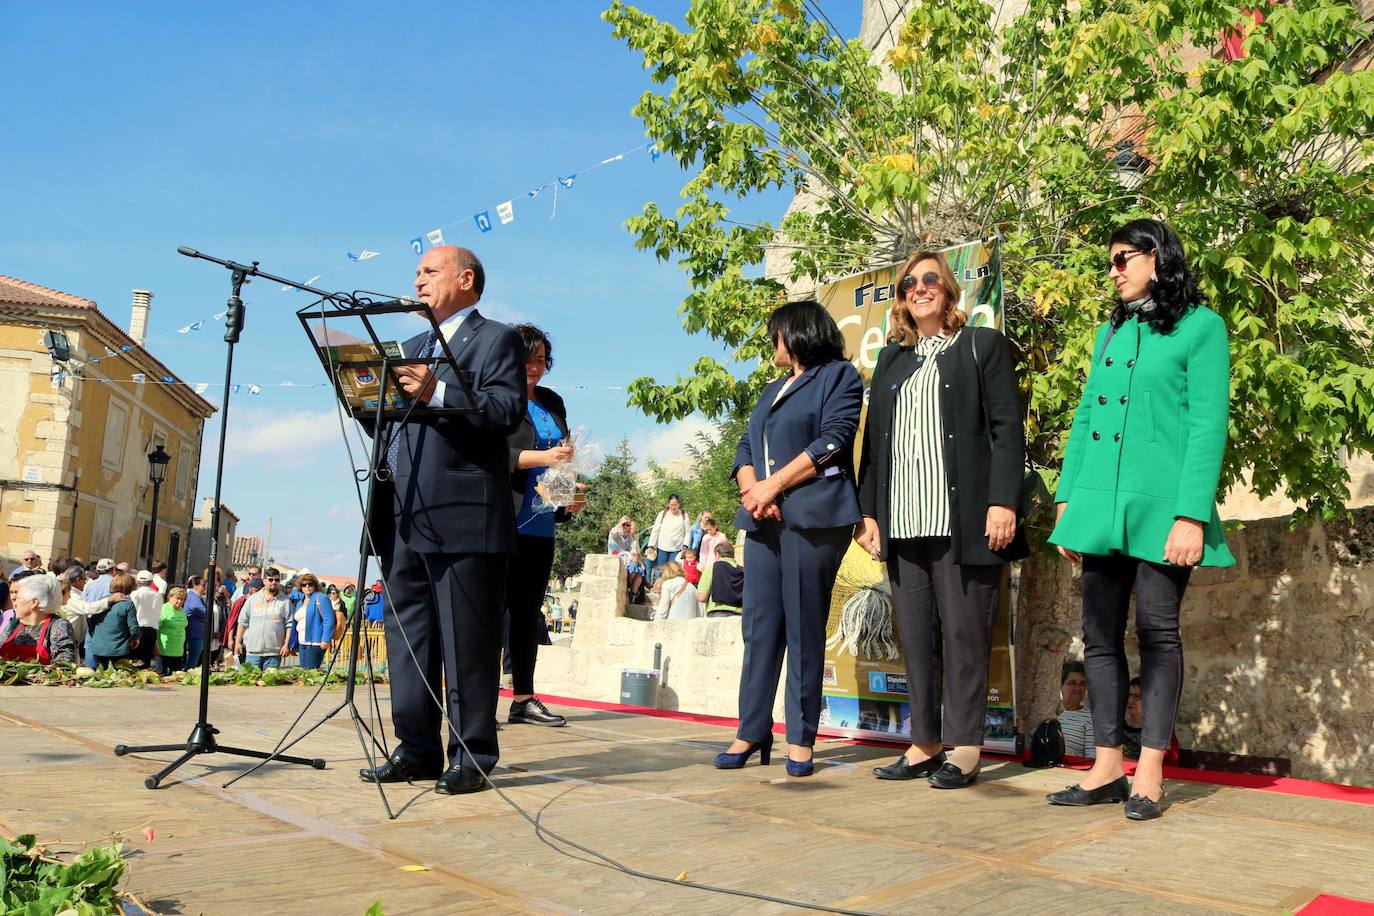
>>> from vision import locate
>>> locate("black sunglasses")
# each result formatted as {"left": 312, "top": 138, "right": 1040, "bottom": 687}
{"left": 1109, "top": 249, "right": 1151, "bottom": 272}
{"left": 899, "top": 271, "right": 942, "bottom": 295}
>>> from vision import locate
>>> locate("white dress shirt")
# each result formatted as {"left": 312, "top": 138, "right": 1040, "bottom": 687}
{"left": 426, "top": 305, "right": 478, "bottom": 407}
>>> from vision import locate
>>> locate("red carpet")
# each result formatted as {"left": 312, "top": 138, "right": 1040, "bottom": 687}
{"left": 508, "top": 689, "right": 1374, "bottom": 806}
{"left": 1300, "top": 895, "right": 1374, "bottom": 914}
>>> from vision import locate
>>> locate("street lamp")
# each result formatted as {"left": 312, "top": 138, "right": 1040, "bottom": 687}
{"left": 145, "top": 445, "right": 171, "bottom": 570}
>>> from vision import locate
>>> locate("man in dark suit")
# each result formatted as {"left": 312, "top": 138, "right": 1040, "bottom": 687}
{"left": 360, "top": 245, "right": 525, "bottom": 795}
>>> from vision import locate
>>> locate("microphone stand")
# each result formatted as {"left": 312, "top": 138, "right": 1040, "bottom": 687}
{"left": 113, "top": 247, "right": 342, "bottom": 788}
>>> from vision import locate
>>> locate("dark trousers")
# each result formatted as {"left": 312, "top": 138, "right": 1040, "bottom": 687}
{"left": 1081, "top": 554, "right": 1191, "bottom": 751}
{"left": 382, "top": 538, "right": 507, "bottom": 773}
{"left": 298, "top": 645, "right": 326, "bottom": 670}
{"left": 504, "top": 534, "right": 555, "bottom": 696}
{"left": 135, "top": 627, "right": 158, "bottom": 665}
{"left": 887, "top": 537, "right": 1002, "bottom": 747}
{"left": 737, "top": 522, "right": 851, "bottom": 747}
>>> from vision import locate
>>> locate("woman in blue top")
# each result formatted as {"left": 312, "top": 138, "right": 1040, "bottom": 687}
{"left": 294, "top": 573, "right": 336, "bottom": 670}
{"left": 183, "top": 575, "right": 209, "bottom": 670}
{"left": 503, "top": 324, "right": 585, "bottom": 728}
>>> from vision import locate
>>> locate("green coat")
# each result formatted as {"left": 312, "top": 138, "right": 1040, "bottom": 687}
{"left": 1050, "top": 305, "right": 1236, "bottom": 567}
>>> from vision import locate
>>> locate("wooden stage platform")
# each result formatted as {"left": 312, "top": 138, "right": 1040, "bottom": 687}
{"left": 2, "top": 685, "right": 1372, "bottom": 914}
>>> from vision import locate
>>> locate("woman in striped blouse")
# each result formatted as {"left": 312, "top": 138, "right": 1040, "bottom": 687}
{"left": 856, "top": 250, "right": 1027, "bottom": 789}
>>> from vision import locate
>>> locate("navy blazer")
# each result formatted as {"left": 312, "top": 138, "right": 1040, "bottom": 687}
{"left": 733, "top": 358, "right": 864, "bottom": 532}
{"left": 374, "top": 310, "right": 526, "bottom": 555}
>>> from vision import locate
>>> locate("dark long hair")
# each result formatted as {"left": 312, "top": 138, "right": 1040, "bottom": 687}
{"left": 766, "top": 300, "right": 846, "bottom": 369}
{"left": 512, "top": 324, "right": 553, "bottom": 371}
{"left": 1108, "top": 219, "right": 1203, "bottom": 335}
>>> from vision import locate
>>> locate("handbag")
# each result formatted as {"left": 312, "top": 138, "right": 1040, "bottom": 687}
{"left": 969, "top": 331, "right": 1044, "bottom": 544}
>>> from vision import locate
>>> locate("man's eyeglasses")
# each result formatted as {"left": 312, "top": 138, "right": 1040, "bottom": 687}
{"left": 1109, "top": 249, "right": 1150, "bottom": 273}
{"left": 265, "top": 577, "right": 281, "bottom": 582}
{"left": 900, "top": 271, "right": 941, "bottom": 295}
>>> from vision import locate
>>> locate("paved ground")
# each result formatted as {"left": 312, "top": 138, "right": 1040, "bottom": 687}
{"left": 2, "top": 685, "right": 1372, "bottom": 915}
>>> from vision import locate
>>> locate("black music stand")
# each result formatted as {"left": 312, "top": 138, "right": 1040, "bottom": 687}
{"left": 221, "top": 295, "right": 478, "bottom": 819}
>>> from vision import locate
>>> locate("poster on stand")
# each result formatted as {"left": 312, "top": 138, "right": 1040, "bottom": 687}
{"left": 816, "top": 237, "right": 1019, "bottom": 755}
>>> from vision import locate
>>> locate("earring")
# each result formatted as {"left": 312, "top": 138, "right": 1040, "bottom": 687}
{"left": 1150, "top": 270, "right": 1158, "bottom": 281}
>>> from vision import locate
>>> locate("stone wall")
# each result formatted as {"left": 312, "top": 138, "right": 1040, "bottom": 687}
{"left": 1014, "top": 507, "right": 1374, "bottom": 784}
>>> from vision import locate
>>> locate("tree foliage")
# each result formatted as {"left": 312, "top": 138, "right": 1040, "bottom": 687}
{"left": 606, "top": 0, "right": 1374, "bottom": 518}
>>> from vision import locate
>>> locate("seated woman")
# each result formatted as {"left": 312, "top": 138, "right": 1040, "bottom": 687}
{"left": 1, "top": 573, "right": 76, "bottom": 664}
{"left": 1124, "top": 676, "right": 1180, "bottom": 764}
{"left": 652, "top": 560, "right": 702, "bottom": 620}
{"left": 1057, "top": 661, "right": 1096, "bottom": 759}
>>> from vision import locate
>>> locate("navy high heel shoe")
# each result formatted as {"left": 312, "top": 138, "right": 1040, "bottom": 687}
{"left": 713, "top": 734, "right": 773, "bottom": 769}
{"left": 785, "top": 756, "right": 815, "bottom": 777}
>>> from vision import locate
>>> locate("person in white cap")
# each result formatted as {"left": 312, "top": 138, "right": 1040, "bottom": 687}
{"left": 82, "top": 558, "right": 116, "bottom": 604}
{"left": 130, "top": 571, "right": 163, "bottom": 666}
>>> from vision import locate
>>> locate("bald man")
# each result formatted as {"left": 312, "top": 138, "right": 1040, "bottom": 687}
{"left": 360, "top": 245, "right": 525, "bottom": 795}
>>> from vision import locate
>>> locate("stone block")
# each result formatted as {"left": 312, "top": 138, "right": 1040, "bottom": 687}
{"left": 33, "top": 420, "right": 66, "bottom": 440}
{"left": 1325, "top": 507, "right": 1374, "bottom": 568}
{"left": 1244, "top": 516, "right": 1321, "bottom": 579}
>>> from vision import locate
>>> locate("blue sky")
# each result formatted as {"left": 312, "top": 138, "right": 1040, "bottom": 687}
{"left": 1, "top": 2, "right": 860, "bottom": 575}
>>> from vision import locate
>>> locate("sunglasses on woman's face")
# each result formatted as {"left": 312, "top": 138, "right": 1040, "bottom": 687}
{"left": 1109, "top": 249, "right": 1150, "bottom": 273}
{"left": 900, "top": 271, "right": 941, "bottom": 295}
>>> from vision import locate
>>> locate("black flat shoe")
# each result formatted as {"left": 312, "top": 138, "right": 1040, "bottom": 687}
{"left": 434, "top": 766, "right": 490, "bottom": 795}
{"left": 1125, "top": 793, "right": 1164, "bottom": 820}
{"left": 1046, "top": 775, "right": 1130, "bottom": 806}
{"left": 508, "top": 697, "right": 567, "bottom": 727}
{"left": 358, "top": 756, "right": 441, "bottom": 784}
{"left": 928, "top": 761, "right": 979, "bottom": 789}
{"left": 874, "top": 751, "right": 946, "bottom": 781}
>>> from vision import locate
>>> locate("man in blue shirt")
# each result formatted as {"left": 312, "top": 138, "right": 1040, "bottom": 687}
{"left": 81, "top": 558, "right": 115, "bottom": 603}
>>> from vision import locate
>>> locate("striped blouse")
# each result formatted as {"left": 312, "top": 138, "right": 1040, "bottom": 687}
{"left": 889, "top": 330, "right": 961, "bottom": 539}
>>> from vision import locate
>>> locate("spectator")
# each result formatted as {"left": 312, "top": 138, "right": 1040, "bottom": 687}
{"left": 183, "top": 576, "right": 209, "bottom": 670}
{"left": 130, "top": 571, "right": 163, "bottom": 667}
{"left": 340, "top": 582, "right": 356, "bottom": 617}
{"left": 293, "top": 573, "right": 335, "bottom": 670}
{"left": 210, "top": 580, "right": 230, "bottom": 668}
{"left": 698, "top": 516, "right": 729, "bottom": 569}
{"left": 156, "top": 587, "right": 189, "bottom": 675}
{"left": 151, "top": 561, "right": 168, "bottom": 594}
{"left": 624, "top": 551, "right": 647, "bottom": 605}
{"left": 567, "top": 600, "right": 578, "bottom": 620}
{"left": 363, "top": 580, "right": 385, "bottom": 623}
{"left": 680, "top": 548, "right": 702, "bottom": 586}
{"left": 236, "top": 568, "right": 292, "bottom": 669}
{"left": 87, "top": 573, "right": 141, "bottom": 667}
{"left": 647, "top": 495, "right": 690, "bottom": 584}
{"left": 652, "top": 560, "right": 701, "bottom": 621}
{"left": 697, "top": 542, "right": 742, "bottom": 618}
{"left": 58, "top": 565, "right": 125, "bottom": 666}
{"left": 1124, "top": 676, "right": 1180, "bottom": 765}
{"left": 224, "top": 577, "right": 261, "bottom": 666}
{"left": 233, "top": 565, "right": 261, "bottom": 601}
{"left": 10, "top": 550, "right": 43, "bottom": 578}
{"left": 607, "top": 517, "right": 638, "bottom": 556}
{"left": 1, "top": 573, "right": 75, "bottom": 664}
{"left": 326, "top": 585, "right": 347, "bottom": 638}
{"left": 688, "top": 511, "right": 711, "bottom": 554}
{"left": 81, "top": 558, "right": 115, "bottom": 603}
{"left": 1057, "top": 661, "right": 1095, "bottom": 759}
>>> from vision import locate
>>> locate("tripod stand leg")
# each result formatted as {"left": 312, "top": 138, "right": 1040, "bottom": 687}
{"left": 114, "top": 743, "right": 188, "bottom": 756}
{"left": 144, "top": 749, "right": 201, "bottom": 790}
{"left": 217, "top": 745, "right": 326, "bottom": 768}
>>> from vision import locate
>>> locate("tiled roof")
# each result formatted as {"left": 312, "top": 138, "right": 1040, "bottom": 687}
{"left": 0, "top": 274, "right": 98, "bottom": 310}
{"left": 0, "top": 273, "right": 216, "bottom": 417}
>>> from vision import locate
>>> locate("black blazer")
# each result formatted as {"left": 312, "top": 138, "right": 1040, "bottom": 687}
{"left": 371, "top": 310, "right": 526, "bottom": 555}
{"left": 732, "top": 358, "right": 864, "bottom": 532}
{"left": 506, "top": 385, "right": 570, "bottom": 522}
{"left": 857, "top": 327, "right": 1027, "bottom": 565}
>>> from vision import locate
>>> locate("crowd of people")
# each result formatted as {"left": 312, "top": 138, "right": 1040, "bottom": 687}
{"left": 605, "top": 503, "right": 744, "bottom": 621}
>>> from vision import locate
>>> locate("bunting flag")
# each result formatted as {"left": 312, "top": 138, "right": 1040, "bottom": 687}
{"left": 558, "top": 175, "right": 576, "bottom": 188}
{"left": 426, "top": 229, "right": 445, "bottom": 247}
{"left": 195, "top": 383, "right": 209, "bottom": 394}
{"left": 161, "top": 375, "right": 175, "bottom": 383}
{"left": 599, "top": 154, "right": 625, "bottom": 165}
{"left": 527, "top": 183, "right": 550, "bottom": 198}
{"left": 213, "top": 311, "right": 227, "bottom": 320}
{"left": 409, "top": 237, "right": 424, "bottom": 255}
{"left": 104, "top": 346, "right": 115, "bottom": 357}
{"left": 474, "top": 211, "right": 494, "bottom": 233}
{"left": 347, "top": 250, "right": 379, "bottom": 262}
{"left": 231, "top": 384, "right": 241, "bottom": 394}
{"left": 649, "top": 144, "right": 662, "bottom": 162}
{"left": 496, "top": 201, "right": 514, "bottom": 225}
{"left": 248, "top": 384, "right": 262, "bottom": 396}
{"left": 120, "top": 345, "right": 134, "bottom": 352}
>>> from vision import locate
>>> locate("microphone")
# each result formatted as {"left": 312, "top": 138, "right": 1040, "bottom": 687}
{"left": 177, "top": 246, "right": 200, "bottom": 257}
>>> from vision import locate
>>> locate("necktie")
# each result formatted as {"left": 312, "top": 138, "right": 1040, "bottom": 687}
{"left": 385, "top": 330, "right": 439, "bottom": 474}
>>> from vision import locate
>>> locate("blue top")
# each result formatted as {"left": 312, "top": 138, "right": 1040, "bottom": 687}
{"left": 300, "top": 592, "right": 337, "bottom": 644}
{"left": 515, "top": 399, "right": 560, "bottom": 539}
{"left": 688, "top": 523, "right": 705, "bottom": 552}
{"left": 364, "top": 589, "right": 385, "bottom": 623}
{"left": 184, "top": 591, "right": 207, "bottom": 639}
{"left": 82, "top": 573, "right": 112, "bottom": 604}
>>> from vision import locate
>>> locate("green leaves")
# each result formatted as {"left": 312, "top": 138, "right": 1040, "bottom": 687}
{"left": 1, "top": 835, "right": 125, "bottom": 916}
{"left": 609, "top": 0, "right": 1374, "bottom": 518}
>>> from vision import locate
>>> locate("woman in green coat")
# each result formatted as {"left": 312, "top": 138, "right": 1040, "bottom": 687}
{"left": 1048, "top": 219, "right": 1234, "bottom": 822}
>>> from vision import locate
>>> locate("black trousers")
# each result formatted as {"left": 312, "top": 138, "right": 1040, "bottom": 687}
{"left": 382, "top": 539, "right": 507, "bottom": 773}
{"left": 887, "top": 537, "right": 1002, "bottom": 747}
{"left": 737, "top": 522, "right": 851, "bottom": 747}
{"left": 1081, "top": 554, "right": 1191, "bottom": 751}
{"left": 504, "top": 533, "right": 555, "bottom": 695}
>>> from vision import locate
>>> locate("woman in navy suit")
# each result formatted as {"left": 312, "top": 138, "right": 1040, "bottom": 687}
{"left": 713, "top": 300, "right": 864, "bottom": 777}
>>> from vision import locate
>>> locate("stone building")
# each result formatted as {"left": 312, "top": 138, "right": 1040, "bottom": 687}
{"left": 0, "top": 276, "right": 215, "bottom": 577}
{"left": 232, "top": 534, "right": 263, "bottom": 569}
{"left": 188, "top": 496, "right": 239, "bottom": 576}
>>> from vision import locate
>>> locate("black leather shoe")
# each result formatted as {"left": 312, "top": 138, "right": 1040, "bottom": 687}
{"left": 358, "top": 756, "right": 441, "bottom": 784}
{"left": 928, "top": 761, "right": 980, "bottom": 789}
{"left": 434, "top": 766, "right": 490, "bottom": 795}
{"left": 874, "top": 751, "right": 946, "bottom": 781}
{"left": 1125, "top": 793, "right": 1164, "bottom": 820}
{"left": 1046, "top": 775, "right": 1130, "bottom": 806}
{"left": 508, "top": 697, "right": 567, "bottom": 727}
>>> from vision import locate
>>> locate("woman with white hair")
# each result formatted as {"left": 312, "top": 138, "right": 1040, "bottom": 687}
{"left": 1, "top": 572, "right": 76, "bottom": 664}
